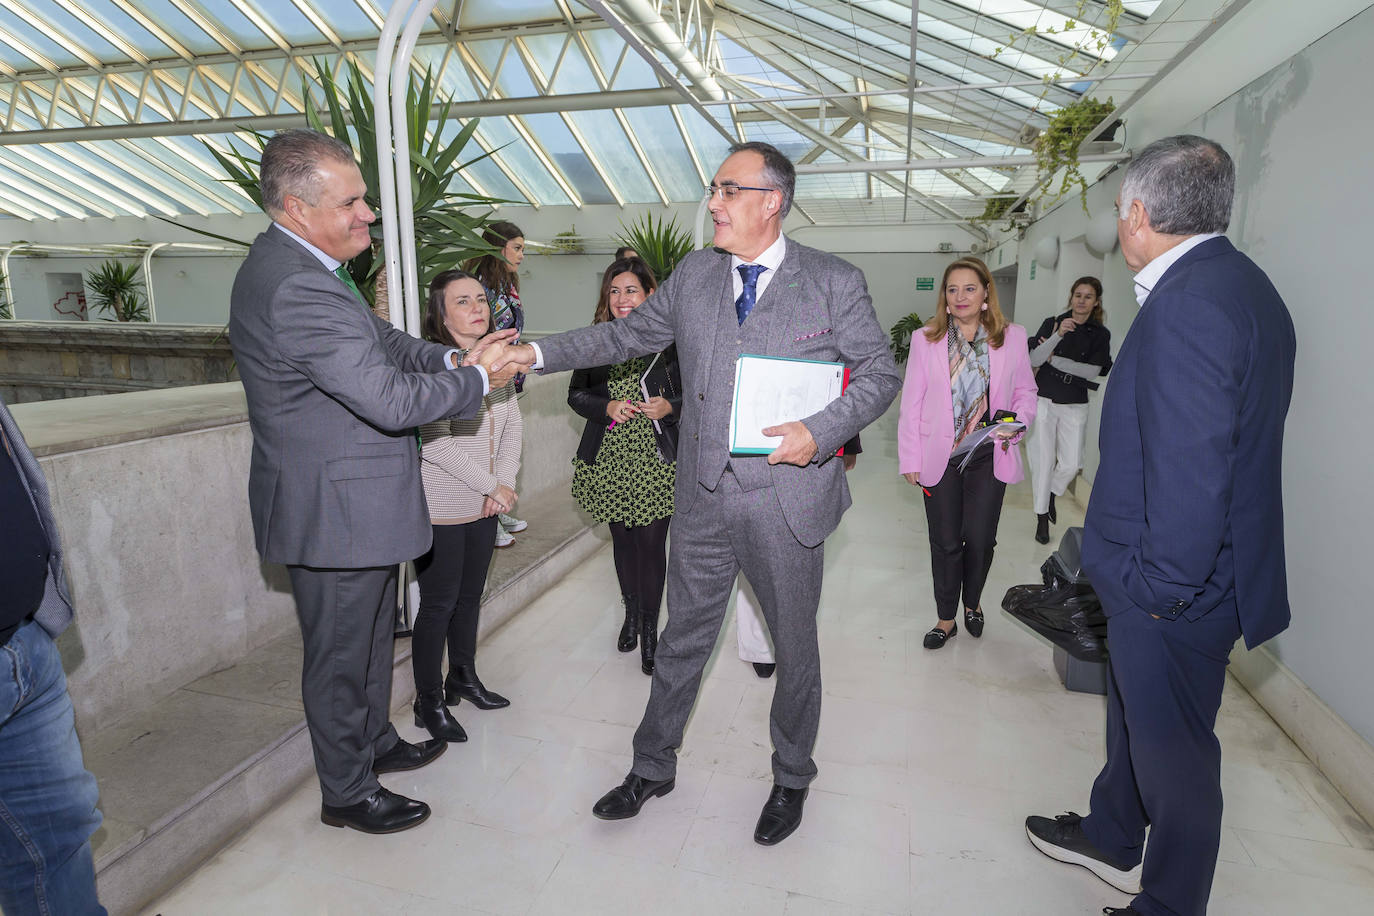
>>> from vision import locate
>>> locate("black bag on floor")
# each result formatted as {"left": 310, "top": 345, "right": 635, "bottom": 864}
{"left": 1002, "top": 528, "right": 1110, "bottom": 662}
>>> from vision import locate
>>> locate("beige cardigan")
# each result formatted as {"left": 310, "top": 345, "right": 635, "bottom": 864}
{"left": 419, "top": 382, "right": 522, "bottom": 524}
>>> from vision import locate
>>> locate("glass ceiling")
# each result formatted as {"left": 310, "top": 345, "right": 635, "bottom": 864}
{"left": 0, "top": 0, "right": 1174, "bottom": 229}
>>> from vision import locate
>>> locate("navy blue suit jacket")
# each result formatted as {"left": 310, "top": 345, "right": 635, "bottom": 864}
{"left": 1082, "top": 236, "right": 1297, "bottom": 649}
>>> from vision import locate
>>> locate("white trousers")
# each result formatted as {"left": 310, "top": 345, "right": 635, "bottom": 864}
{"left": 1029, "top": 397, "right": 1090, "bottom": 515}
{"left": 733, "top": 574, "right": 775, "bottom": 664}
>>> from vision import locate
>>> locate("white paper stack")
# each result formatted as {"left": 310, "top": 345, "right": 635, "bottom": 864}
{"left": 729, "top": 354, "right": 845, "bottom": 455}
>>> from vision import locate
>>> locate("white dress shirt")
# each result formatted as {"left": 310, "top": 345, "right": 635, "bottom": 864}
{"left": 1133, "top": 232, "right": 1224, "bottom": 307}
{"left": 730, "top": 233, "right": 788, "bottom": 302}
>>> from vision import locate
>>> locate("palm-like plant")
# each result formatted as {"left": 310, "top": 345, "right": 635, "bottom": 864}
{"left": 202, "top": 59, "right": 509, "bottom": 304}
{"left": 888, "top": 312, "right": 928, "bottom": 364}
{"left": 87, "top": 261, "right": 149, "bottom": 322}
{"left": 616, "top": 213, "right": 694, "bottom": 284}
{"left": 0, "top": 269, "right": 11, "bottom": 319}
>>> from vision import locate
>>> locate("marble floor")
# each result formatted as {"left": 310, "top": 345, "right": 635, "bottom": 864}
{"left": 146, "top": 416, "right": 1374, "bottom": 915}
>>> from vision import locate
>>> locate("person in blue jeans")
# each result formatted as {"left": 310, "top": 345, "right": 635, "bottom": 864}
{"left": 0, "top": 395, "right": 105, "bottom": 916}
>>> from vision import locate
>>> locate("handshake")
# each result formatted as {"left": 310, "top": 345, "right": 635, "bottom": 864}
{"left": 460, "top": 329, "right": 539, "bottom": 386}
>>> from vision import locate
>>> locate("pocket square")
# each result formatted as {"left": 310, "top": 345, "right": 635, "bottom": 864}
{"left": 793, "top": 328, "right": 833, "bottom": 341}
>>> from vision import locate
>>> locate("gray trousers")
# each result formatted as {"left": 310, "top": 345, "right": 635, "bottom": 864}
{"left": 632, "top": 470, "right": 825, "bottom": 788}
{"left": 287, "top": 565, "right": 401, "bottom": 807}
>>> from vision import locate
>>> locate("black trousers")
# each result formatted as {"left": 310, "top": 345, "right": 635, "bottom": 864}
{"left": 412, "top": 516, "right": 498, "bottom": 693}
{"left": 921, "top": 446, "right": 1007, "bottom": 620}
{"left": 608, "top": 516, "right": 671, "bottom": 613}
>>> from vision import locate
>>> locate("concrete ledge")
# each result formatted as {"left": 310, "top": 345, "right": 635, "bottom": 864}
{"left": 0, "top": 321, "right": 237, "bottom": 404}
{"left": 1230, "top": 643, "right": 1374, "bottom": 833}
{"left": 12, "top": 381, "right": 247, "bottom": 455}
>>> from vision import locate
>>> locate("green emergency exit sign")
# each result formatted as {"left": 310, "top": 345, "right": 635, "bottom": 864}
{"left": 915, "top": 277, "right": 935, "bottom": 290}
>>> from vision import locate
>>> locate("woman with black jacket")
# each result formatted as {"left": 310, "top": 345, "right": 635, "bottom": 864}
{"left": 1027, "top": 276, "right": 1114, "bottom": 544}
{"left": 567, "top": 258, "right": 682, "bottom": 674}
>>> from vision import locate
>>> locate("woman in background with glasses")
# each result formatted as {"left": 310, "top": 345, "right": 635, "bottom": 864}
{"left": 567, "top": 258, "right": 682, "bottom": 675}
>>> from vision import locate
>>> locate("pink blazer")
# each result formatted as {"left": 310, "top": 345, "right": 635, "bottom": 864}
{"left": 897, "top": 322, "right": 1038, "bottom": 487}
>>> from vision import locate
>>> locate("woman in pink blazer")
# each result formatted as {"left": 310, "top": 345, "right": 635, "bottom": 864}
{"left": 898, "top": 257, "right": 1038, "bottom": 649}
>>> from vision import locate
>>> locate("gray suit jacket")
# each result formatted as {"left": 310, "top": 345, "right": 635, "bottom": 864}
{"left": 540, "top": 238, "right": 901, "bottom": 548}
{"left": 230, "top": 226, "right": 486, "bottom": 568}
{"left": 0, "top": 397, "right": 75, "bottom": 638}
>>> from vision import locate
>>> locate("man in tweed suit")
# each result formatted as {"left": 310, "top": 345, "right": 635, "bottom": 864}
{"left": 230, "top": 129, "right": 516, "bottom": 835}
{"left": 502, "top": 142, "right": 901, "bottom": 845}
{"left": 0, "top": 396, "right": 105, "bottom": 914}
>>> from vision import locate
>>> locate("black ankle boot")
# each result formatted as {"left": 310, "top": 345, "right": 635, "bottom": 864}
{"left": 1048, "top": 493, "right": 1057, "bottom": 524}
{"left": 413, "top": 689, "right": 468, "bottom": 742}
{"left": 1035, "top": 513, "right": 1051, "bottom": 544}
{"left": 640, "top": 606, "right": 659, "bottom": 676}
{"left": 617, "top": 593, "right": 639, "bottom": 653}
{"left": 444, "top": 664, "right": 510, "bottom": 710}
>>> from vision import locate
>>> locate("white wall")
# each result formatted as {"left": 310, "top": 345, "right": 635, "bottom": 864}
{"left": 1016, "top": 4, "right": 1374, "bottom": 745}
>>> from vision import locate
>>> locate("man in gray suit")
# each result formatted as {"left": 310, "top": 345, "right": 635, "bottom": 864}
{"left": 502, "top": 142, "right": 901, "bottom": 845}
{"left": 230, "top": 129, "right": 515, "bottom": 834}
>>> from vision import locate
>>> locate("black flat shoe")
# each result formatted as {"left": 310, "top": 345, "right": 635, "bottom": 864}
{"left": 591, "top": 773, "right": 675, "bottom": 820}
{"left": 923, "top": 623, "right": 957, "bottom": 650}
{"left": 754, "top": 785, "right": 808, "bottom": 846}
{"left": 1048, "top": 493, "right": 1057, "bottom": 524}
{"left": 752, "top": 662, "right": 776, "bottom": 679}
{"left": 964, "top": 607, "right": 984, "bottom": 638}
{"left": 1035, "top": 513, "right": 1051, "bottom": 544}
{"left": 413, "top": 689, "right": 468, "bottom": 742}
{"left": 444, "top": 664, "right": 510, "bottom": 710}
{"left": 321, "top": 788, "right": 430, "bottom": 834}
{"left": 372, "top": 737, "right": 447, "bottom": 774}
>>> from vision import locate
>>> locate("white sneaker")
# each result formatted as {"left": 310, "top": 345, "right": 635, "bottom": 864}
{"left": 494, "top": 522, "right": 515, "bottom": 548}
{"left": 498, "top": 513, "right": 528, "bottom": 532}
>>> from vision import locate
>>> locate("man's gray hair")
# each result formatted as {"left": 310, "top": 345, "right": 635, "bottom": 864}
{"left": 728, "top": 141, "right": 796, "bottom": 219}
{"left": 1119, "top": 135, "right": 1234, "bottom": 235}
{"left": 259, "top": 128, "right": 357, "bottom": 215}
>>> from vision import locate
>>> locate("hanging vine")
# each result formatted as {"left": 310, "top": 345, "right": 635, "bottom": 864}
{"left": 988, "top": 1, "right": 1128, "bottom": 213}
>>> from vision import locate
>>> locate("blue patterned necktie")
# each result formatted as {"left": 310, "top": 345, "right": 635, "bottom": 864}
{"left": 735, "top": 263, "right": 766, "bottom": 325}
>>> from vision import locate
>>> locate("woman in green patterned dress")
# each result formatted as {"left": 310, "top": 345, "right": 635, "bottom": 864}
{"left": 568, "top": 258, "right": 681, "bottom": 675}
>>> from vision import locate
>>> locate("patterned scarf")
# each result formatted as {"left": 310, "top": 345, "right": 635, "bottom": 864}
{"left": 948, "top": 321, "right": 990, "bottom": 448}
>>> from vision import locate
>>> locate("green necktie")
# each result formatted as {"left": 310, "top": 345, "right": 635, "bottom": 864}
{"left": 334, "top": 265, "right": 364, "bottom": 303}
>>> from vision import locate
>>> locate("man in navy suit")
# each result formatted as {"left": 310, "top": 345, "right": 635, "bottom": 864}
{"left": 1026, "top": 135, "right": 1297, "bottom": 916}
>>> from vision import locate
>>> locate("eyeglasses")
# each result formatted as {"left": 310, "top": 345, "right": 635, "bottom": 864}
{"left": 704, "top": 184, "right": 776, "bottom": 202}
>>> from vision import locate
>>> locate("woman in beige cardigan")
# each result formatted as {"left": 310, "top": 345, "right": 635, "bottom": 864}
{"left": 411, "top": 269, "right": 522, "bottom": 741}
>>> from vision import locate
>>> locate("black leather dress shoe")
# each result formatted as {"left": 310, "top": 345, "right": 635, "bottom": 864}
{"left": 754, "top": 785, "right": 808, "bottom": 846}
{"left": 922, "top": 622, "right": 956, "bottom": 650}
{"left": 1035, "top": 513, "right": 1051, "bottom": 544}
{"left": 321, "top": 787, "right": 430, "bottom": 834}
{"left": 963, "top": 607, "right": 984, "bottom": 638}
{"left": 753, "top": 662, "right": 776, "bottom": 679}
{"left": 591, "top": 773, "right": 675, "bottom": 820}
{"left": 372, "top": 737, "right": 446, "bottom": 775}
